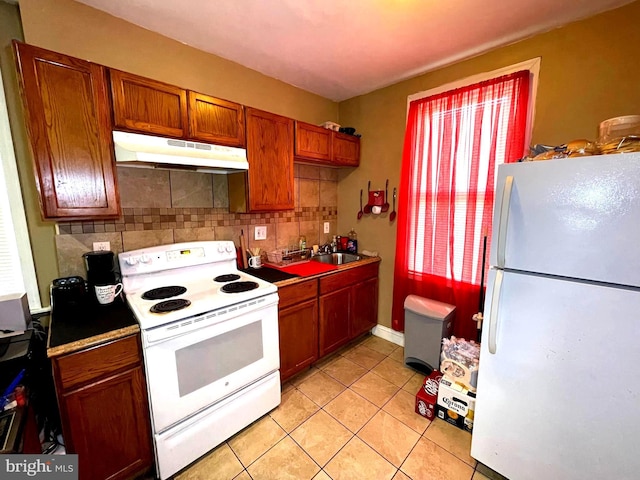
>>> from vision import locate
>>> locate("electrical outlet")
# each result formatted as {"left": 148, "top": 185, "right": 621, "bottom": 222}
{"left": 324, "top": 222, "right": 330, "bottom": 234}
{"left": 93, "top": 241, "right": 110, "bottom": 251}
{"left": 255, "top": 226, "right": 267, "bottom": 240}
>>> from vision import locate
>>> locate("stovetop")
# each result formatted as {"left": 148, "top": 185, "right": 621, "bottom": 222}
{"left": 118, "top": 241, "right": 278, "bottom": 330}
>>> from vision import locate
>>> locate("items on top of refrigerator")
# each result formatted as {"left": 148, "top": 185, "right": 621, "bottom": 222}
{"left": 598, "top": 115, "right": 640, "bottom": 154}
{"left": 440, "top": 336, "right": 480, "bottom": 392}
{"left": 523, "top": 139, "right": 600, "bottom": 161}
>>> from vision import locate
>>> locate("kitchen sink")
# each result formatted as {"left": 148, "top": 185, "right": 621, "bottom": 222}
{"left": 310, "top": 253, "right": 360, "bottom": 265}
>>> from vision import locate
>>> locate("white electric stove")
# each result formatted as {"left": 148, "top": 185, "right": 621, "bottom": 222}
{"left": 118, "top": 241, "right": 281, "bottom": 480}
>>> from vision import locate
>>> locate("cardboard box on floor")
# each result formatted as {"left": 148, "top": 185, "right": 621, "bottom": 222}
{"left": 415, "top": 370, "right": 442, "bottom": 421}
{"left": 436, "top": 376, "right": 475, "bottom": 433}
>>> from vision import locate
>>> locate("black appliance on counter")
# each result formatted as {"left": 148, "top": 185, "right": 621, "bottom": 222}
{"left": 50, "top": 276, "right": 88, "bottom": 310}
{"left": 83, "top": 250, "right": 118, "bottom": 287}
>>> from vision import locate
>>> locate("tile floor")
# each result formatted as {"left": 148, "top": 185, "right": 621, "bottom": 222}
{"left": 174, "top": 335, "right": 504, "bottom": 480}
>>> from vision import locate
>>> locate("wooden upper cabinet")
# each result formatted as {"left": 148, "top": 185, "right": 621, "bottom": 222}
{"left": 333, "top": 132, "right": 360, "bottom": 166}
{"left": 244, "top": 107, "right": 294, "bottom": 211}
{"left": 294, "top": 121, "right": 360, "bottom": 167}
{"left": 13, "top": 41, "right": 120, "bottom": 220}
{"left": 110, "top": 69, "right": 188, "bottom": 138}
{"left": 188, "top": 91, "right": 245, "bottom": 146}
{"left": 295, "top": 121, "right": 331, "bottom": 162}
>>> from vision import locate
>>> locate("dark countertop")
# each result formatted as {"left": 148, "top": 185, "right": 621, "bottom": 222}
{"left": 47, "top": 297, "right": 139, "bottom": 358}
{"left": 241, "top": 266, "right": 299, "bottom": 283}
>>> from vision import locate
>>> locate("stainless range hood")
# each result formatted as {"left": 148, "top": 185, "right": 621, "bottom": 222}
{"left": 113, "top": 131, "right": 248, "bottom": 174}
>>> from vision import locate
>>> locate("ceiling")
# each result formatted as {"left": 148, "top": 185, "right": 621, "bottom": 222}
{"left": 76, "top": 0, "right": 633, "bottom": 102}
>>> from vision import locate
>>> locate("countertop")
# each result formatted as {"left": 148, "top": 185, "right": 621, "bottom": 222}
{"left": 46, "top": 255, "right": 380, "bottom": 358}
{"left": 47, "top": 297, "right": 139, "bottom": 358}
{"left": 272, "top": 254, "right": 381, "bottom": 287}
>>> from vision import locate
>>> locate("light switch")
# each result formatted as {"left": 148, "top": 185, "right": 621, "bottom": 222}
{"left": 324, "top": 222, "right": 330, "bottom": 234}
{"left": 255, "top": 226, "right": 267, "bottom": 240}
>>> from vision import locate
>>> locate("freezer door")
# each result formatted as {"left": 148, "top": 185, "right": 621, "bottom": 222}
{"left": 490, "top": 152, "right": 640, "bottom": 287}
{"left": 472, "top": 269, "right": 640, "bottom": 480}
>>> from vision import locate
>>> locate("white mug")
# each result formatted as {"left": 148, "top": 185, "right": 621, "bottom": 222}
{"left": 95, "top": 283, "right": 123, "bottom": 305}
{"left": 248, "top": 256, "right": 262, "bottom": 269}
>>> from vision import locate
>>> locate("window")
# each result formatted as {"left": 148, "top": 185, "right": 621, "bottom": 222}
{"left": 0, "top": 64, "right": 41, "bottom": 311}
{"left": 392, "top": 60, "right": 538, "bottom": 337}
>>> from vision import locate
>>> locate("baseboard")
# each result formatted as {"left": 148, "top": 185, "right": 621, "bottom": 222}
{"left": 371, "top": 324, "right": 404, "bottom": 347}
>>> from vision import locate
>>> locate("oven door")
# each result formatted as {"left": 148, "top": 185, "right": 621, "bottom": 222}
{"left": 142, "top": 298, "right": 279, "bottom": 433}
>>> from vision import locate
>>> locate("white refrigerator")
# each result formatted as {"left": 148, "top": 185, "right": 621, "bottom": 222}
{"left": 471, "top": 152, "right": 640, "bottom": 480}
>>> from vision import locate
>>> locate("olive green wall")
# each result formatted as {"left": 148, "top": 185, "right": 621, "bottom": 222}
{"left": 337, "top": 1, "right": 640, "bottom": 329}
{"left": 13, "top": 0, "right": 338, "bottom": 306}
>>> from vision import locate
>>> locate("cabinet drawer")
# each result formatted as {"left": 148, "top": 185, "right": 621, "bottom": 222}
{"left": 319, "top": 263, "right": 379, "bottom": 295}
{"left": 278, "top": 279, "right": 317, "bottom": 310}
{"left": 55, "top": 335, "right": 141, "bottom": 391}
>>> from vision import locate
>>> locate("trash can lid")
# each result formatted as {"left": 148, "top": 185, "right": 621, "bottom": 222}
{"left": 404, "top": 295, "right": 456, "bottom": 319}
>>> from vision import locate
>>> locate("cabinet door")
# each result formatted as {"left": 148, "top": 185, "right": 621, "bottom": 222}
{"left": 319, "top": 287, "right": 351, "bottom": 357}
{"left": 351, "top": 277, "right": 379, "bottom": 338}
{"left": 245, "top": 108, "right": 294, "bottom": 211}
{"left": 295, "top": 121, "right": 331, "bottom": 162}
{"left": 61, "top": 367, "right": 153, "bottom": 480}
{"left": 188, "top": 91, "right": 245, "bottom": 147}
{"left": 14, "top": 42, "right": 120, "bottom": 219}
{"left": 332, "top": 132, "right": 360, "bottom": 166}
{"left": 110, "top": 69, "right": 188, "bottom": 138}
{"left": 279, "top": 298, "right": 318, "bottom": 382}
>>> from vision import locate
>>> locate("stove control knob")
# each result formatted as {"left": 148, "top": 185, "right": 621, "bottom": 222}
{"left": 139, "top": 254, "right": 151, "bottom": 264}
{"left": 126, "top": 256, "right": 138, "bottom": 266}
{"left": 217, "top": 244, "right": 225, "bottom": 253}
{"left": 225, "top": 244, "right": 234, "bottom": 253}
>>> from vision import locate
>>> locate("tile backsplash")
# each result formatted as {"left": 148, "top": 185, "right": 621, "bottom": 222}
{"left": 55, "top": 164, "right": 338, "bottom": 277}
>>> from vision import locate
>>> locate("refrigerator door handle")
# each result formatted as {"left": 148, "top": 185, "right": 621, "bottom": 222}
{"left": 487, "top": 269, "right": 504, "bottom": 354}
{"left": 496, "top": 175, "right": 514, "bottom": 268}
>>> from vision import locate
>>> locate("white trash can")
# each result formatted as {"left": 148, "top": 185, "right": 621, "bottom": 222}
{"left": 404, "top": 295, "right": 455, "bottom": 374}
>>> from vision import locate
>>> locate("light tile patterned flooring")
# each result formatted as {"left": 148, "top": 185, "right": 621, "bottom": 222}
{"left": 175, "top": 335, "right": 503, "bottom": 480}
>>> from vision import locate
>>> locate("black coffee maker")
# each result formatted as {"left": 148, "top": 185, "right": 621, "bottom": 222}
{"left": 83, "top": 251, "right": 118, "bottom": 299}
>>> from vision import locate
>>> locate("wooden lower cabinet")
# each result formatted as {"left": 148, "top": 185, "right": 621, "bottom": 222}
{"left": 278, "top": 279, "right": 318, "bottom": 382}
{"left": 319, "top": 287, "right": 352, "bottom": 357}
{"left": 279, "top": 298, "right": 318, "bottom": 382}
{"left": 318, "top": 262, "right": 380, "bottom": 358}
{"left": 351, "top": 277, "right": 379, "bottom": 338}
{"left": 52, "top": 335, "right": 153, "bottom": 480}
